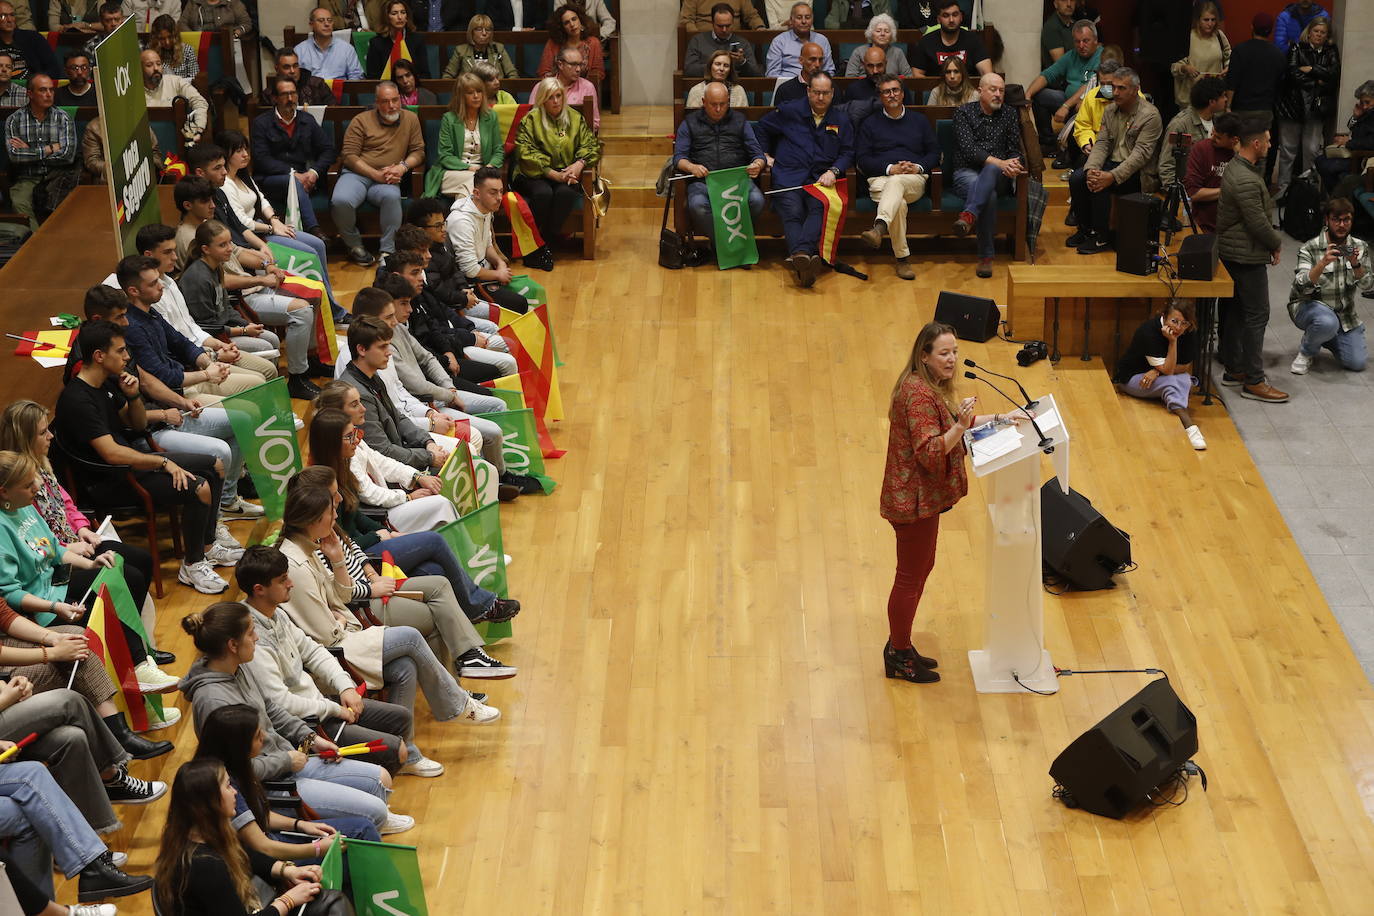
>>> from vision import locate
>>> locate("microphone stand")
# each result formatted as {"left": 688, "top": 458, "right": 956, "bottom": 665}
{"left": 964, "top": 359, "right": 1039, "bottom": 409}
{"left": 964, "top": 371, "right": 1054, "bottom": 452}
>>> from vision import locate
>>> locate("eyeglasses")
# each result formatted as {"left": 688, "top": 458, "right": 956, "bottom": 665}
{"left": 1165, "top": 317, "right": 1191, "bottom": 328}
{"left": 1330, "top": 214, "right": 1354, "bottom": 223}
{"left": 343, "top": 429, "right": 362, "bottom": 444}
{"left": 879, "top": 87, "right": 904, "bottom": 96}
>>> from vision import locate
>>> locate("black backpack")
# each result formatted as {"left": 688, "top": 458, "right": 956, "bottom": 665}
{"left": 1282, "top": 169, "right": 1324, "bottom": 241}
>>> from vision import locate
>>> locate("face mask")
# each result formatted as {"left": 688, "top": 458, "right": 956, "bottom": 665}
{"left": 1098, "top": 83, "right": 1115, "bottom": 100}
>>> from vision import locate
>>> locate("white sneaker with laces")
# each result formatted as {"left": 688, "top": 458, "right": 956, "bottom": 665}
{"left": 220, "top": 497, "right": 265, "bottom": 519}
{"left": 204, "top": 542, "right": 243, "bottom": 567}
{"left": 457, "top": 693, "right": 501, "bottom": 724}
{"left": 109, "top": 851, "right": 127, "bottom": 868}
{"left": 134, "top": 659, "right": 180, "bottom": 693}
{"left": 398, "top": 755, "right": 445, "bottom": 777}
{"left": 1185, "top": 425, "right": 1207, "bottom": 450}
{"left": 178, "top": 560, "right": 227, "bottom": 594}
{"left": 69, "top": 904, "right": 117, "bottom": 916}
{"left": 380, "top": 812, "right": 415, "bottom": 835}
{"left": 140, "top": 705, "right": 181, "bottom": 731}
{"left": 1291, "top": 352, "right": 1312, "bottom": 375}
{"left": 214, "top": 523, "right": 243, "bottom": 549}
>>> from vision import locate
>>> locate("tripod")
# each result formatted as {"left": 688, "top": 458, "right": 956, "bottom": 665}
{"left": 1161, "top": 143, "right": 1198, "bottom": 247}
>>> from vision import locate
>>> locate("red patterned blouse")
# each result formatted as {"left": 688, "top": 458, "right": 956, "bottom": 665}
{"left": 880, "top": 375, "right": 969, "bottom": 523}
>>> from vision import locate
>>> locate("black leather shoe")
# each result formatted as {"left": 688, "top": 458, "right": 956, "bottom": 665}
{"left": 1065, "top": 230, "right": 1087, "bottom": 247}
{"left": 77, "top": 850, "right": 155, "bottom": 902}
{"left": 287, "top": 374, "right": 322, "bottom": 400}
{"left": 346, "top": 246, "right": 376, "bottom": 267}
{"left": 102, "top": 713, "right": 172, "bottom": 761}
{"left": 151, "top": 648, "right": 176, "bottom": 666}
{"left": 497, "top": 483, "right": 521, "bottom": 502}
{"left": 500, "top": 471, "right": 542, "bottom": 494}
{"left": 523, "top": 247, "right": 554, "bottom": 271}
{"left": 883, "top": 640, "right": 939, "bottom": 683}
{"left": 1064, "top": 210, "right": 1078, "bottom": 226}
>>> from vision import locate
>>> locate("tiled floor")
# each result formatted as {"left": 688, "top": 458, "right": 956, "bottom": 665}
{"left": 1223, "top": 244, "right": 1374, "bottom": 677}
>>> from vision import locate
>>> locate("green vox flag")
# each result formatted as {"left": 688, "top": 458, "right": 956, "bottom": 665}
{"left": 319, "top": 834, "right": 344, "bottom": 890}
{"left": 220, "top": 378, "right": 301, "bottom": 521}
{"left": 483, "top": 386, "right": 525, "bottom": 410}
{"left": 475, "top": 408, "right": 556, "bottom": 493}
{"left": 95, "top": 18, "right": 161, "bottom": 257}
{"left": 705, "top": 166, "right": 759, "bottom": 269}
{"left": 438, "top": 506, "right": 511, "bottom": 641}
{"left": 267, "top": 240, "right": 324, "bottom": 283}
{"left": 90, "top": 556, "right": 163, "bottom": 721}
{"left": 435, "top": 444, "right": 481, "bottom": 516}
{"left": 345, "top": 839, "right": 428, "bottom": 915}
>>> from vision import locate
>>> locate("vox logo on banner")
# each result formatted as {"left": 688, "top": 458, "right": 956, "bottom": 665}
{"left": 475, "top": 408, "right": 556, "bottom": 493}
{"left": 705, "top": 166, "right": 759, "bottom": 269}
{"left": 267, "top": 241, "right": 338, "bottom": 363}
{"left": 220, "top": 378, "right": 302, "bottom": 519}
{"left": 95, "top": 18, "right": 160, "bottom": 256}
{"left": 436, "top": 445, "right": 481, "bottom": 517}
{"left": 437, "top": 506, "right": 511, "bottom": 639}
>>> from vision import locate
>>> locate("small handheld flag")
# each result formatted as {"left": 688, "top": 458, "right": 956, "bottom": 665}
{"left": 0, "top": 733, "right": 38, "bottom": 763}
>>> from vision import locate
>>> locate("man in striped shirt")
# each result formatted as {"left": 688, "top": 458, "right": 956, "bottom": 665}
{"left": 3, "top": 73, "right": 76, "bottom": 228}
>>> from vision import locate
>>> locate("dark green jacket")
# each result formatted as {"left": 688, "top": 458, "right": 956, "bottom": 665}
{"left": 1216, "top": 154, "right": 1281, "bottom": 264}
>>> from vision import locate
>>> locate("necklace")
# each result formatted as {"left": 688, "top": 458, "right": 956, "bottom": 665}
{"left": 918, "top": 2, "right": 931, "bottom": 20}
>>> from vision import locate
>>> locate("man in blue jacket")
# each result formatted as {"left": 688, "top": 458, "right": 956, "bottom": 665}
{"left": 856, "top": 73, "right": 938, "bottom": 280}
{"left": 755, "top": 71, "right": 854, "bottom": 287}
{"left": 250, "top": 76, "right": 337, "bottom": 239}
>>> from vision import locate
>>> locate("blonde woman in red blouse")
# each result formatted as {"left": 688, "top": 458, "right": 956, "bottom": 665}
{"left": 880, "top": 322, "right": 1018, "bottom": 684}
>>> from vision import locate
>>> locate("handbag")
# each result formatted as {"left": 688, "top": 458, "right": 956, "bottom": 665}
{"left": 658, "top": 182, "right": 693, "bottom": 270}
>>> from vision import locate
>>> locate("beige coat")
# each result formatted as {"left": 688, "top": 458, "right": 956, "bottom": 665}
{"left": 277, "top": 536, "right": 387, "bottom": 688}
{"left": 1085, "top": 96, "right": 1162, "bottom": 194}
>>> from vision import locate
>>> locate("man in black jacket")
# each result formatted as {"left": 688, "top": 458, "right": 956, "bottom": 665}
{"left": 250, "top": 76, "right": 336, "bottom": 238}
{"left": 672, "top": 82, "right": 766, "bottom": 253}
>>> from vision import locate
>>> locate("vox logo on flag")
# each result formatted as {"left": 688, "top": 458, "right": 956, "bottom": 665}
{"left": 436, "top": 446, "right": 481, "bottom": 517}
{"left": 220, "top": 378, "right": 302, "bottom": 519}
{"left": 438, "top": 506, "right": 511, "bottom": 639}
{"left": 704, "top": 166, "right": 759, "bottom": 270}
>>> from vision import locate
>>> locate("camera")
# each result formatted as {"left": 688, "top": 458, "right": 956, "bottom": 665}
{"left": 1016, "top": 340, "right": 1048, "bottom": 366}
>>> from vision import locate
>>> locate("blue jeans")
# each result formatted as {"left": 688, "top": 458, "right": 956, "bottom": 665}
{"left": 258, "top": 173, "right": 320, "bottom": 230}
{"left": 381, "top": 625, "right": 470, "bottom": 724}
{"left": 1292, "top": 300, "right": 1369, "bottom": 370}
{"left": 151, "top": 410, "right": 243, "bottom": 507}
{"left": 770, "top": 187, "right": 823, "bottom": 256}
{"left": 297, "top": 756, "right": 391, "bottom": 828}
{"left": 0, "top": 761, "right": 106, "bottom": 898}
{"left": 952, "top": 164, "right": 1013, "bottom": 258}
{"left": 1120, "top": 371, "right": 1195, "bottom": 411}
{"left": 365, "top": 530, "right": 497, "bottom": 617}
{"left": 685, "top": 180, "right": 764, "bottom": 242}
{"left": 331, "top": 169, "right": 403, "bottom": 253}
{"left": 1033, "top": 87, "right": 1067, "bottom": 142}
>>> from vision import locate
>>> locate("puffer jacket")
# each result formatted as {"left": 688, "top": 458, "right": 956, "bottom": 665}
{"left": 1277, "top": 40, "right": 1339, "bottom": 122}
{"left": 1216, "top": 154, "right": 1281, "bottom": 265}
{"left": 177, "top": 0, "right": 252, "bottom": 34}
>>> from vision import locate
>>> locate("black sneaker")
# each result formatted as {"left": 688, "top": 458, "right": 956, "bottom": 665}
{"left": 151, "top": 648, "right": 176, "bottom": 666}
{"left": 287, "top": 374, "right": 322, "bottom": 400}
{"left": 487, "top": 598, "right": 521, "bottom": 623}
{"left": 456, "top": 646, "right": 517, "bottom": 679}
{"left": 1076, "top": 233, "right": 1111, "bottom": 255}
{"left": 500, "top": 471, "right": 542, "bottom": 495}
{"left": 1065, "top": 230, "right": 1087, "bottom": 247}
{"left": 103, "top": 764, "right": 167, "bottom": 805}
{"left": 469, "top": 692, "right": 487, "bottom": 703}
{"left": 77, "top": 850, "right": 155, "bottom": 902}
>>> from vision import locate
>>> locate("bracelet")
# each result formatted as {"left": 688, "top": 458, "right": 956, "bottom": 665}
{"left": 294, "top": 818, "right": 301, "bottom": 832}
{"left": 40, "top": 645, "right": 47, "bottom": 663}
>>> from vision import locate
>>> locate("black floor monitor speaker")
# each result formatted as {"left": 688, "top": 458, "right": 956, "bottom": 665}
{"left": 1049, "top": 678, "right": 1199, "bottom": 819}
{"left": 934, "top": 291, "right": 1000, "bottom": 342}
{"left": 1041, "top": 482, "right": 1131, "bottom": 590}
{"left": 1115, "top": 193, "right": 1162, "bottom": 276}
{"left": 1177, "top": 232, "right": 1219, "bottom": 280}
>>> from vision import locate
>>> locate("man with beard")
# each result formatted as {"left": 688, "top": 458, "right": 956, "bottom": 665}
{"left": 257, "top": 47, "right": 335, "bottom": 107}
{"left": 251, "top": 76, "right": 337, "bottom": 239}
{"left": 842, "top": 45, "right": 887, "bottom": 103}
{"left": 1286, "top": 198, "right": 1374, "bottom": 375}
{"left": 331, "top": 81, "right": 425, "bottom": 266}
{"left": 950, "top": 72, "right": 1023, "bottom": 278}
{"left": 911, "top": 0, "right": 989, "bottom": 77}
{"left": 772, "top": 40, "right": 826, "bottom": 107}
{"left": 141, "top": 47, "right": 208, "bottom": 142}
{"left": 0, "top": 0, "right": 58, "bottom": 81}
{"left": 55, "top": 51, "right": 94, "bottom": 106}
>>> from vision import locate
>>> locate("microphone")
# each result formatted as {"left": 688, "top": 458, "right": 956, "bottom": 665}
{"left": 963, "top": 358, "right": 1038, "bottom": 409}
{"left": 964, "top": 371, "right": 1053, "bottom": 452}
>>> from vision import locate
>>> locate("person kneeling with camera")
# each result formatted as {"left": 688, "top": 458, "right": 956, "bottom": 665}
{"left": 1287, "top": 197, "right": 1374, "bottom": 376}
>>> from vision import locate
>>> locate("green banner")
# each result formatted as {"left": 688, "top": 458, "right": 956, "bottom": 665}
{"left": 475, "top": 409, "right": 555, "bottom": 493}
{"left": 438, "top": 506, "right": 510, "bottom": 641}
{"left": 267, "top": 240, "right": 325, "bottom": 284}
{"left": 90, "top": 555, "right": 164, "bottom": 721}
{"left": 435, "top": 443, "right": 480, "bottom": 516}
{"left": 319, "top": 833, "right": 344, "bottom": 891}
{"left": 507, "top": 274, "right": 546, "bottom": 308}
{"left": 343, "top": 838, "right": 428, "bottom": 915}
{"left": 95, "top": 18, "right": 161, "bottom": 257}
{"left": 220, "top": 377, "right": 301, "bottom": 521}
{"left": 483, "top": 386, "right": 525, "bottom": 410}
{"left": 704, "top": 166, "right": 759, "bottom": 269}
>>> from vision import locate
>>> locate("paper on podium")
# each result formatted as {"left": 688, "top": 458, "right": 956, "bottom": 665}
{"left": 970, "top": 425, "right": 1023, "bottom": 466}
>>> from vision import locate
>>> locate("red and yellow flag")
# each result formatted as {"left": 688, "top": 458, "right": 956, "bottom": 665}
{"left": 490, "top": 304, "right": 566, "bottom": 458}
{"left": 180, "top": 31, "right": 214, "bottom": 72}
{"left": 162, "top": 153, "right": 188, "bottom": 180}
{"left": 276, "top": 272, "right": 339, "bottom": 364}
{"left": 803, "top": 177, "right": 849, "bottom": 264}
{"left": 379, "top": 36, "right": 413, "bottom": 81}
{"left": 502, "top": 191, "right": 544, "bottom": 258}
{"left": 379, "top": 550, "right": 406, "bottom": 606}
{"left": 13, "top": 328, "right": 74, "bottom": 358}
{"left": 493, "top": 103, "right": 533, "bottom": 154}
{"left": 322, "top": 79, "right": 346, "bottom": 103}
{"left": 87, "top": 585, "right": 147, "bottom": 731}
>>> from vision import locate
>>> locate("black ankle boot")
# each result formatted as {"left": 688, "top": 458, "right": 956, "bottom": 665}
{"left": 903, "top": 645, "right": 939, "bottom": 669}
{"left": 883, "top": 640, "right": 939, "bottom": 684}
{"left": 102, "top": 713, "right": 172, "bottom": 761}
{"left": 77, "top": 849, "right": 155, "bottom": 901}
{"left": 287, "top": 374, "right": 322, "bottom": 400}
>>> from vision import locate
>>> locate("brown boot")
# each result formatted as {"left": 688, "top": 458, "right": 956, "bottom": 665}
{"left": 1241, "top": 381, "right": 1289, "bottom": 402}
{"left": 894, "top": 257, "right": 915, "bottom": 280}
{"left": 861, "top": 221, "right": 886, "bottom": 249}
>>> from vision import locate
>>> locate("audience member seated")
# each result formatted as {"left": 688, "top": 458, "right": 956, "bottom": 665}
{"left": 1170, "top": 1, "right": 1228, "bottom": 113}
{"left": 141, "top": 48, "right": 208, "bottom": 143}
{"left": 1111, "top": 302, "right": 1206, "bottom": 450}
{"left": 1159, "top": 75, "right": 1227, "bottom": 190}
{"left": 178, "top": 0, "right": 250, "bottom": 35}
{"left": 950, "top": 72, "right": 1024, "bottom": 279}
{"left": 251, "top": 77, "right": 337, "bottom": 241}
{"left": 445, "top": 166, "right": 535, "bottom": 315}
{"left": 259, "top": 47, "right": 336, "bottom": 107}
{"left": 857, "top": 73, "right": 938, "bottom": 281}
{"left": 673, "top": 82, "right": 764, "bottom": 258}
{"left": 442, "top": 13, "right": 519, "bottom": 79}
{"left": 1041, "top": 0, "right": 1076, "bottom": 68}
{"left": 475, "top": 60, "right": 516, "bottom": 106}
{"left": 773, "top": 40, "right": 826, "bottom": 107}
{"left": 438, "top": 0, "right": 553, "bottom": 32}
{"left": 366, "top": 0, "right": 429, "bottom": 80}
{"left": 682, "top": 0, "right": 762, "bottom": 31}
{"left": 844, "top": 45, "right": 891, "bottom": 103}
{"left": 843, "top": 13, "right": 910, "bottom": 77}
{"left": 0, "top": 1, "right": 59, "bottom": 82}
{"left": 1274, "top": 15, "right": 1338, "bottom": 202}
{"left": 1320, "top": 82, "right": 1374, "bottom": 199}
{"left": 765, "top": 2, "right": 830, "bottom": 79}
{"left": 927, "top": 54, "right": 977, "bottom": 106}
{"left": 85, "top": 117, "right": 159, "bottom": 182}
{"left": 910, "top": 1, "right": 989, "bottom": 77}
{"left": 80, "top": 1, "right": 123, "bottom": 58}
{"left": 319, "top": 0, "right": 380, "bottom": 32}
{"left": 550, "top": 43, "right": 600, "bottom": 129}
{"left": 332, "top": 81, "right": 425, "bottom": 266}
{"left": 277, "top": 473, "right": 516, "bottom": 679}
{"left": 148, "top": 13, "right": 199, "bottom": 80}
{"left": 683, "top": 4, "right": 760, "bottom": 79}
{"left": 0, "top": 51, "right": 27, "bottom": 105}
{"left": 1287, "top": 197, "right": 1373, "bottom": 375}
{"left": 755, "top": 71, "right": 854, "bottom": 288}
{"left": 295, "top": 7, "right": 363, "bottom": 81}
{"left": 1026, "top": 18, "right": 1100, "bottom": 151}
{"left": 1063, "top": 47, "right": 1121, "bottom": 171}
{"left": 537, "top": 4, "right": 603, "bottom": 81}
{"left": 1226, "top": 14, "right": 1285, "bottom": 126}
{"left": 4, "top": 75, "right": 78, "bottom": 230}
{"left": 152, "top": 758, "right": 341, "bottom": 916}
{"left": 125, "top": 0, "right": 182, "bottom": 30}
{"left": 424, "top": 73, "right": 503, "bottom": 199}
{"left": 512, "top": 77, "right": 598, "bottom": 271}
{"left": 54, "top": 51, "right": 94, "bottom": 106}
{"left": 567, "top": 0, "right": 615, "bottom": 39}
{"left": 1183, "top": 111, "right": 1238, "bottom": 234}
{"left": 686, "top": 51, "right": 747, "bottom": 109}
{"left": 407, "top": 198, "right": 511, "bottom": 321}
{"left": 1066, "top": 67, "right": 1160, "bottom": 255}
{"left": 52, "top": 322, "right": 233, "bottom": 593}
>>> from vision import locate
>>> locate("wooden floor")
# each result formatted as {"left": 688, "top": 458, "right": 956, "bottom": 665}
{"left": 48, "top": 208, "right": 1374, "bottom": 914}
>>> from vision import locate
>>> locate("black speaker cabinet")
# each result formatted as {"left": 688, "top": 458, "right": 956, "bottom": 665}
{"left": 1177, "top": 232, "right": 1219, "bottom": 281}
{"left": 1115, "top": 193, "right": 1162, "bottom": 276}
{"left": 934, "top": 290, "right": 1000, "bottom": 342}
{"left": 1049, "top": 678, "right": 1199, "bottom": 819}
{"left": 1041, "top": 482, "right": 1131, "bottom": 590}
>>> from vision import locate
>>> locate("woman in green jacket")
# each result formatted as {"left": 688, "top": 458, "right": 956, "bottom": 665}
{"left": 441, "top": 14, "right": 519, "bottom": 80}
{"left": 424, "top": 72, "right": 505, "bottom": 199}
{"left": 512, "top": 76, "right": 600, "bottom": 271}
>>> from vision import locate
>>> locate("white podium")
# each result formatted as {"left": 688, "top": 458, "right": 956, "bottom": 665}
{"left": 966, "top": 394, "right": 1070, "bottom": 694}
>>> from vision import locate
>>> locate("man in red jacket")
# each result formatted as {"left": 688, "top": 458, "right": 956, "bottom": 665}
{"left": 1183, "top": 111, "right": 1238, "bottom": 234}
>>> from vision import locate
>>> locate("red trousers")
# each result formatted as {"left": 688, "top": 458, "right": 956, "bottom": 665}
{"left": 886, "top": 515, "right": 941, "bottom": 650}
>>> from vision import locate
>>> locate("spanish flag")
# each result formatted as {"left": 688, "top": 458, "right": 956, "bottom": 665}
{"left": 277, "top": 272, "right": 339, "bottom": 364}
{"left": 802, "top": 177, "right": 849, "bottom": 265}
{"left": 490, "top": 305, "right": 566, "bottom": 457}
{"left": 13, "top": 328, "right": 75, "bottom": 359}
{"left": 162, "top": 153, "right": 188, "bottom": 180}
{"left": 379, "top": 550, "right": 407, "bottom": 605}
{"left": 493, "top": 103, "right": 533, "bottom": 154}
{"left": 484, "top": 371, "right": 563, "bottom": 457}
{"left": 87, "top": 585, "right": 148, "bottom": 731}
{"left": 502, "top": 191, "right": 544, "bottom": 257}
{"left": 322, "top": 79, "right": 346, "bottom": 103}
{"left": 379, "top": 35, "right": 414, "bottom": 81}
{"left": 180, "top": 30, "right": 214, "bottom": 71}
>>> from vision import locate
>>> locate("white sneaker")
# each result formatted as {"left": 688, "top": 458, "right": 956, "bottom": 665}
{"left": 220, "top": 496, "right": 265, "bottom": 519}
{"left": 457, "top": 693, "right": 501, "bottom": 724}
{"left": 1291, "top": 352, "right": 1312, "bottom": 374}
{"left": 1185, "top": 425, "right": 1207, "bottom": 450}
{"left": 178, "top": 560, "right": 227, "bottom": 594}
{"left": 213, "top": 523, "right": 243, "bottom": 549}
{"left": 504, "top": 553, "right": 513, "bottom": 566}
{"left": 293, "top": 415, "right": 304, "bottom": 430}
{"left": 140, "top": 705, "right": 181, "bottom": 731}
{"left": 134, "top": 659, "right": 180, "bottom": 693}
{"left": 109, "top": 851, "right": 127, "bottom": 868}
{"left": 380, "top": 812, "right": 415, "bottom": 835}
{"left": 69, "top": 904, "right": 117, "bottom": 916}
{"left": 398, "top": 755, "right": 445, "bottom": 777}
{"left": 204, "top": 542, "right": 243, "bottom": 568}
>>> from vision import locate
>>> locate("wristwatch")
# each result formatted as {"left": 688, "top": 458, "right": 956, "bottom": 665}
{"left": 160, "top": 457, "right": 169, "bottom": 470}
